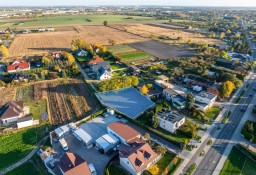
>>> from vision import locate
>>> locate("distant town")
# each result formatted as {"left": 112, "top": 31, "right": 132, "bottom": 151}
{"left": 0, "top": 5, "right": 256, "bottom": 175}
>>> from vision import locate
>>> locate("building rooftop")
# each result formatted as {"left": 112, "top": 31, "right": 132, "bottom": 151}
{"left": 196, "top": 91, "right": 217, "bottom": 101}
{"left": 108, "top": 122, "right": 140, "bottom": 142}
{"left": 0, "top": 101, "right": 24, "bottom": 120}
{"left": 156, "top": 109, "right": 184, "bottom": 123}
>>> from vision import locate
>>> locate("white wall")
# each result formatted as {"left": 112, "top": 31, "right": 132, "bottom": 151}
{"left": 120, "top": 157, "right": 139, "bottom": 175}
{"left": 17, "top": 119, "right": 34, "bottom": 129}
{"left": 2, "top": 116, "right": 19, "bottom": 126}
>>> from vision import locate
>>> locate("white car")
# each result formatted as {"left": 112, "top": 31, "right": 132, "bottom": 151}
{"left": 88, "top": 164, "right": 97, "bottom": 175}
{"left": 59, "top": 138, "right": 68, "bottom": 151}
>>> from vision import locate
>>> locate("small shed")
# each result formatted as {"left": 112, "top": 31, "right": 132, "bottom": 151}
{"left": 73, "top": 128, "right": 93, "bottom": 147}
{"left": 95, "top": 133, "right": 119, "bottom": 153}
{"left": 54, "top": 125, "right": 70, "bottom": 138}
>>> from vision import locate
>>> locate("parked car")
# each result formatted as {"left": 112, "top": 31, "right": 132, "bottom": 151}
{"left": 59, "top": 138, "right": 68, "bottom": 151}
{"left": 89, "top": 164, "right": 97, "bottom": 175}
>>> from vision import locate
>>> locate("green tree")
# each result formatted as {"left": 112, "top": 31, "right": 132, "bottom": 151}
{"left": 155, "top": 104, "right": 163, "bottom": 113}
{"left": 234, "top": 79, "right": 243, "bottom": 88}
{"left": 103, "top": 21, "right": 108, "bottom": 26}
{"left": 156, "top": 145, "right": 167, "bottom": 155}
{"left": 62, "top": 70, "right": 67, "bottom": 78}
{"left": 186, "top": 92, "right": 195, "bottom": 110}
{"left": 144, "top": 133, "right": 150, "bottom": 140}
{"left": 220, "top": 32, "right": 225, "bottom": 39}
{"left": 219, "top": 50, "right": 229, "bottom": 59}
{"left": 227, "top": 29, "right": 232, "bottom": 34}
{"left": 1, "top": 45, "right": 9, "bottom": 58}
{"left": 40, "top": 71, "right": 45, "bottom": 80}
{"left": 153, "top": 115, "right": 159, "bottom": 128}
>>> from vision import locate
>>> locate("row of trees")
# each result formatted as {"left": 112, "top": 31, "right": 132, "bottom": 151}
{"left": 98, "top": 76, "right": 139, "bottom": 92}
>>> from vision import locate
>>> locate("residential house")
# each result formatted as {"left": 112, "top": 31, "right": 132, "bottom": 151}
{"left": 87, "top": 56, "right": 104, "bottom": 66}
{"left": 75, "top": 49, "right": 89, "bottom": 57}
{"left": 7, "top": 57, "right": 30, "bottom": 73}
{"left": 58, "top": 152, "right": 91, "bottom": 175}
{"left": 158, "top": 75, "right": 169, "bottom": 83}
{"left": 118, "top": 139, "right": 160, "bottom": 175}
{"left": 107, "top": 122, "right": 141, "bottom": 144}
{"left": 154, "top": 109, "right": 185, "bottom": 133}
{"left": 194, "top": 91, "right": 217, "bottom": 112}
{"left": 183, "top": 74, "right": 220, "bottom": 97}
{"left": 91, "top": 61, "right": 112, "bottom": 80}
{"left": 97, "top": 66, "right": 112, "bottom": 80}
{"left": 0, "top": 101, "right": 30, "bottom": 126}
{"left": 163, "top": 88, "right": 186, "bottom": 110}
{"left": 17, "top": 115, "right": 33, "bottom": 129}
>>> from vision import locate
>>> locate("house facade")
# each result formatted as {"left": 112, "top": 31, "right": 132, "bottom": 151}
{"left": 154, "top": 109, "right": 185, "bottom": 133}
{"left": 97, "top": 67, "right": 112, "bottom": 80}
{"left": 0, "top": 101, "right": 29, "bottom": 126}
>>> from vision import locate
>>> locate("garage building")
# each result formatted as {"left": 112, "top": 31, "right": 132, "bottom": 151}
{"left": 95, "top": 133, "right": 119, "bottom": 154}
{"left": 73, "top": 128, "right": 93, "bottom": 147}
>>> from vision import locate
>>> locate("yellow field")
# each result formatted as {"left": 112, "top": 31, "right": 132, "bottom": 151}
{"left": 9, "top": 25, "right": 146, "bottom": 57}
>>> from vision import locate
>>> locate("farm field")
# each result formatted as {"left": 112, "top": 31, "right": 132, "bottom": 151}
{"left": 9, "top": 26, "right": 147, "bottom": 57}
{"left": 0, "top": 125, "right": 48, "bottom": 171}
{"left": 0, "top": 87, "right": 16, "bottom": 106}
{"left": 129, "top": 40, "right": 193, "bottom": 59}
{"left": 0, "top": 15, "right": 167, "bottom": 28}
{"left": 220, "top": 146, "right": 256, "bottom": 175}
{"left": 111, "top": 24, "right": 224, "bottom": 45}
{"left": 108, "top": 44, "right": 154, "bottom": 65}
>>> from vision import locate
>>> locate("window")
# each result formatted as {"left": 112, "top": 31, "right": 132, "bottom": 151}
{"left": 127, "top": 161, "right": 129, "bottom": 164}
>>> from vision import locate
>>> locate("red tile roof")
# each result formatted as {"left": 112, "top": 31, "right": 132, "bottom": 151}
{"left": 108, "top": 122, "right": 141, "bottom": 142}
{"left": 7, "top": 58, "right": 29, "bottom": 71}
{"left": 58, "top": 152, "right": 91, "bottom": 175}
{"left": 87, "top": 57, "right": 104, "bottom": 65}
{"left": 119, "top": 140, "right": 159, "bottom": 173}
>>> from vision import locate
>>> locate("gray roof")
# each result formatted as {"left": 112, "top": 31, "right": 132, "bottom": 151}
{"left": 96, "top": 87, "right": 155, "bottom": 119}
{"left": 196, "top": 91, "right": 216, "bottom": 100}
{"left": 157, "top": 109, "right": 184, "bottom": 124}
{"left": 91, "top": 61, "right": 110, "bottom": 72}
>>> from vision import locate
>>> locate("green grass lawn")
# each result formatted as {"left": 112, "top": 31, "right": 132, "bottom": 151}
{"left": 6, "top": 155, "right": 50, "bottom": 175}
{"left": 25, "top": 99, "right": 47, "bottom": 120}
{"left": 156, "top": 152, "right": 175, "bottom": 173}
{"left": 107, "top": 162, "right": 127, "bottom": 175}
{"left": 119, "top": 51, "right": 152, "bottom": 60}
{"left": 75, "top": 55, "right": 91, "bottom": 62}
{"left": 108, "top": 45, "right": 137, "bottom": 54}
{"left": 8, "top": 15, "right": 167, "bottom": 28}
{"left": 220, "top": 147, "right": 256, "bottom": 175}
{"left": 16, "top": 86, "right": 34, "bottom": 102}
{"left": 0, "top": 125, "right": 49, "bottom": 170}
{"left": 205, "top": 106, "right": 222, "bottom": 120}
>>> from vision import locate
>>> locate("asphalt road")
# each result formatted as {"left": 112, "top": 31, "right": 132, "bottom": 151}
{"left": 193, "top": 74, "right": 256, "bottom": 175}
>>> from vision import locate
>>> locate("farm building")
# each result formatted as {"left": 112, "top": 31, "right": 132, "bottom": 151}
{"left": 73, "top": 128, "right": 93, "bottom": 147}
{"left": 95, "top": 133, "right": 119, "bottom": 154}
{"left": 96, "top": 87, "right": 155, "bottom": 119}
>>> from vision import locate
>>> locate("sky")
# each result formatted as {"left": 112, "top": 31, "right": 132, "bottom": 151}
{"left": 0, "top": 0, "right": 256, "bottom": 7}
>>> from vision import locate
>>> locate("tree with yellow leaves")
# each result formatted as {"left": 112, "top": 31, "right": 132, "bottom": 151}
{"left": 164, "top": 168, "right": 168, "bottom": 175}
{"left": 1, "top": 45, "right": 9, "bottom": 58}
{"left": 148, "top": 165, "right": 159, "bottom": 175}
{"left": 140, "top": 84, "right": 149, "bottom": 95}
{"left": 63, "top": 52, "right": 75, "bottom": 65}
{"left": 220, "top": 80, "right": 235, "bottom": 98}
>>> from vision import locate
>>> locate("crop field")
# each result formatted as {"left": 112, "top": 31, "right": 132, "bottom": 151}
{"left": 0, "top": 15, "right": 167, "bottom": 29}
{"left": 220, "top": 146, "right": 256, "bottom": 175}
{"left": 9, "top": 26, "right": 146, "bottom": 57}
{"left": 0, "top": 87, "right": 16, "bottom": 106}
{"left": 111, "top": 24, "right": 224, "bottom": 45}
{"left": 108, "top": 44, "right": 154, "bottom": 65}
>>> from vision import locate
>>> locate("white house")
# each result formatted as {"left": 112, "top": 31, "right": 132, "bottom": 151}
{"left": 38, "top": 28, "right": 46, "bottom": 32}
{"left": 97, "top": 66, "right": 112, "bottom": 80}
{"left": 0, "top": 101, "right": 30, "bottom": 126}
{"left": 75, "top": 49, "right": 88, "bottom": 57}
{"left": 47, "top": 27, "right": 55, "bottom": 31}
{"left": 107, "top": 122, "right": 141, "bottom": 144}
{"left": 194, "top": 91, "right": 217, "bottom": 112}
{"left": 154, "top": 109, "right": 185, "bottom": 133}
{"left": 119, "top": 140, "right": 161, "bottom": 175}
